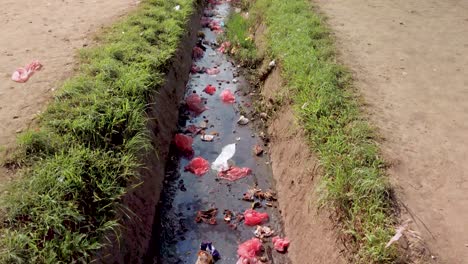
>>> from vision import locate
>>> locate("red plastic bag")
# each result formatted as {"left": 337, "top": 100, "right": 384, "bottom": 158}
{"left": 206, "top": 68, "right": 220, "bottom": 75}
{"left": 193, "top": 46, "right": 204, "bottom": 60}
{"left": 218, "top": 167, "right": 251, "bottom": 181}
{"left": 186, "top": 94, "right": 206, "bottom": 115}
{"left": 237, "top": 238, "right": 262, "bottom": 259}
{"left": 243, "top": 209, "right": 269, "bottom": 226}
{"left": 217, "top": 41, "right": 231, "bottom": 53}
{"left": 220, "top": 90, "right": 235, "bottom": 103}
{"left": 272, "top": 236, "right": 290, "bottom": 253}
{"left": 11, "top": 60, "right": 43, "bottom": 83}
{"left": 174, "top": 133, "right": 193, "bottom": 153}
{"left": 185, "top": 157, "right": 210, "bottom": 176}
{"left": 204, "top": 85, "right": 217, "bottom": 95}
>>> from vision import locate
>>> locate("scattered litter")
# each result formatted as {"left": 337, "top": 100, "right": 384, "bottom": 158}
{"left": 251, "top": 201, "right": 262, "bottom": 209}
{"left": 243, "top": 209, "right": 269, "bottom": 226}
{"left": 272, "top": 236, "right": 290, "bottom": 253}
{"left": 204, "top": 84, "right": 217, "bottom": 95}
{"left": 200, "top": 242, "right": 221, "bottom": 261}
{"left": 236, "top": 137, "right": 241, "bottom": 141}
{"left": 237, "top": 238, "right": 262, "bottom": 264}
{"left": 193, "top": 46, "right": 204, "bottom": 59}
{"left": 186, "top": 94, "right": 207, "bottom": 114}
{"left": 254, "top": 226, "right": 275, "bottom": 238}
{"left": 174, "top": 5, "right": 180, "bottom": 11}
{"left": 196, "top": 250, "right": 214, "bottom": 264}
{"left": 253, "top": 145, "right": 264, "bottom": 156}
{"left": 259, "top": 112, "right": 268, "bottom": 119}
{"left": 268, "top": 60, "right": 276, "bottom": 68}
{"left": 235, "top": 7, "right": 241, "bottom": 13}
{"left": 11, "top": 60, "right": 42, "bottom": 83}
{"left": 184, "top": 157, "right": 210, "bottom": 176}
{"left": 206, "top": 68, "right": 220, "bottom": 75}
{"left": 254, "top": 188, "right": 277, "bottom": 201}
{"left": 218, "top": 166, "right": 252, "bottom": 181}
{"left": 385, "top": 225, "right": 406, "bottom": 248}
{"left": 237, "top": 115, "right": 249, "bottom": 125}
{"left": 232, "top": 78, "right": 238, "bottom": 83}
{"left": 174, "top": 133, "right": 193, "bottom": 154}
{"left": 201, "top": 134, "right": 215, "bottom": 142}
{"left": 223, "top": 209, "right": 233, "bottom": 223}
{"left": 199, "top": 121, "right": 208, "bottom": 129}
{"left": 217, "top": 41, "right": 231, "bottom": 53}
{"left": 211, "top": 143, "right": 236, "bottom": 172}
{"left": 186, "top": 125, "right": 202, "bottom": 135}
{"left": 220, "top": 90, "right": 235, "bottom": 103}
{"left": 191, "top": 65, "right": 206, "bottom": 74}
{"left": 196, "top": 208, "right": 218, "bottom": 225}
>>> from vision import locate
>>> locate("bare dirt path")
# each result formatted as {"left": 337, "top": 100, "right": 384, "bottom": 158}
{"left": 0, "top": 0, "right": 138, "bottom": 183}
{"left": 313, "top": 0, "right": 468, "bottom": 263}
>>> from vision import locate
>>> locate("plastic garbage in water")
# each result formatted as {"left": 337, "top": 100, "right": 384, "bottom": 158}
{"left": 217, "top": 41, "right": 231, "bottom": 53}
{"left": 272, "top": 236, "right": 290, "bottom": 253}
{"left": 11, "top": 60, "right": 43, "bottom": 83}
{"left": 184, "top": 157, "right": 210, "bottom": 176}
{"left": 174, "top": 133, "right": 194, "bottom": 154}
{"left": 218, "top": 167, "right": 252, "bottom": 181}
{"left": 211, "top": 143, "right": 236, "bottom": 172}
{"left": 193, "top": 46, "right": 204, "bottom": 60}
{"left": 236, "top": 238, "right": 262, "bottom": 264}
{"left": 201, "top": 134, "right": 215, "bottom": 142}
{"left": 195, "top": 208, "right": 218, "bottom": 225}
{"left": 206, "top": 68, "right": 220, "bottom": 75}
{"left": 201, "top": 16, "right": 213, "bottom": 27}
{"left": 243, "top": 209, "right": 269, "bottom": 226}
{"left": 191, "top": 65, "right": 206, "bottom": 74}
{"left": 196, "top": 250, "right": 214, "bottom": 264}
{"left": 186, "top": 94, "right": 207, "bottom": 115}
{"left": 237, "top": 115, "right": 249, "bottom": 125}
{"left": 200, "top": 242, "right": 221, "bottom": 261}
{"left": 204, "top": 84, "right": 217, "bottom": 95}
{"left": 254, "top": 226, "right": 275, "bottom": 239}
{"left": 220, "top": 90, "right": 235, "bottom": 103}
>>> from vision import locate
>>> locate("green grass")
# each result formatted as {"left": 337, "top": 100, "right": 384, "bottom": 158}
{"left": 228, "top": 0, "right": 396, "bottom": 262}
{"left": 0, "top": 0, "right": 195, "bottom": 263}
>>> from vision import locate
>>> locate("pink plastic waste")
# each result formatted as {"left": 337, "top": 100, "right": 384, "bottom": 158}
{"left": 174, "top": 133, "right": 194, "bottom": 154}
{"left": 218, "top": 167, "right": 251, "bottom": 181}
{"left": 217, "top": 41, "right": 231, "bottom": 53}
{"left": 272, "top": 236, "right": 290, "bottom": 253}
{"left": 201, "top": 16, "right": 213, "bottom": 27}
{"left": 193, "top": 46, "right": 204, "bottom": 60}
{"left": 186, "top": 94, "right": 207, "bottom": 115}
{"left": 243, "top": 209, "right": 269, "bottom": 226}
{"left": 204, "top": 85, "right": 217, "bottom": 95}
{"left": 220, "top": 90, "right": 235, "bottom": 103}
{"left": 206, "top": 68, "right": 220, "bottom": 75}
{"left": 185, "top": 157, "right": 210, "bottom": 176}
{"left": 237, "top": 238, "right": 262, "bottom": 260}
{"left": 11, "top": 60, "right": 43, "bottom": 83}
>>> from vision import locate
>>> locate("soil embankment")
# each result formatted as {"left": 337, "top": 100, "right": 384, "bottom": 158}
{"left": 314, "top": 0, "right": 468, "bottom": 262}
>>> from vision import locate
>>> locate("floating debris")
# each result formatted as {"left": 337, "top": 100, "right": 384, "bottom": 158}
{"left": 237, "top": 115, "right": 249, "bottom": 125}
{"left": 254, "top": 226, "right": 275, "bottom": 239}
{"left": 195, "top": 208, "right": 218, "bottom": 225}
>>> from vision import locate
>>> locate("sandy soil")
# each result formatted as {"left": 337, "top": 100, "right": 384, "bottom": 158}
{"left": 0, "top": 0, "right": 138, "bottom": 182}
{"left": 313, "top": 0, "right": 468, "bottom": 263}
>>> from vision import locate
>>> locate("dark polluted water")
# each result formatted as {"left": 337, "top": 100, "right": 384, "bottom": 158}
{"left": 144, "top": 2, "right": 289, "bottom": 263}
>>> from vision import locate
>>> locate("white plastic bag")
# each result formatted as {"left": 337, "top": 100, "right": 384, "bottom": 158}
{"left": 211, "top": 143, "right": 236, "bottom": 172}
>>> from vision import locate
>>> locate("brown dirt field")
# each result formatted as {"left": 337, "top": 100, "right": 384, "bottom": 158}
{"left": 313, "top": 0, "right": 468, "bottom": 263}
{"left": 0, "top": 0, "right": 139, "bottom": 183}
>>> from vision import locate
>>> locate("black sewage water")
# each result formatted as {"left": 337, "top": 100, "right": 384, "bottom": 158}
{"left": 145, "top": 2, "right": 288, "bottom": 263}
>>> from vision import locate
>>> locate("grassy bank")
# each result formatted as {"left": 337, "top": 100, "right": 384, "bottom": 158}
{"left": 227, "top": 0, "right": 395, "bottom": 262}
{"left": 0, "top": 0, "right": 195, "bottom": 262}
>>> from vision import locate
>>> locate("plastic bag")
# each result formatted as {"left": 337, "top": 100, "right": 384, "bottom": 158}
{"left": 218, "top": 167, "right": 251, "bottom": 181}
{"left": 12, "top": 60, "right": 42, "bottom": 83}
{"left": 174, "top": 133, "right": 193, "bottom": 154}
{"left": 204, "top": 84, "right": 217, "bottom": 95}
{"left": 211, "top": 143, "right": 236, "bottom": 172}
{"left": 217, "top": 41, "right": 231, "bottom": 53}
{"left": 193, "top": 46, "right": 204, "bottom": 60}
{"left": 185, "top": 157, "right": 210, "bottom": 176}
{"left": 186, "top": 94, "right": 206, "bottom": 115}
{"left": 243, "top": 209, "right": 269, "bottom": 226}
{"left": 220, "top": 90, "right": 235, "bottom": 103}
{"left": 272, "top": 236, "right": 290, "bottom": 253}
{"left": 206, "top": 68, "right": 220, "bottom": 75}
{"left": 237, "top": 238, "right": 262, "bottom": 262}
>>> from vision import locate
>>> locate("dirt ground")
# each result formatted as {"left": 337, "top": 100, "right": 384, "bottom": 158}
{"left": 0, "top": 0, "right": 138, "bottom": 183}
{"left": 313, "top": 0, "right": 468, "bottom": 263}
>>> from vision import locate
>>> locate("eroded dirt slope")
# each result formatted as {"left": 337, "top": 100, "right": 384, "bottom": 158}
{"left": 313, "top": 0, "right": 468, "bottom": 263}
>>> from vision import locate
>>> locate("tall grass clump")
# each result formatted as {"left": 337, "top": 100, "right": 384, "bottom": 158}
{"left": 229, "top": 0, "right": 397, "bottom": 262}
{"left": 0, "top": 0, "right": 195, "bottom": 263}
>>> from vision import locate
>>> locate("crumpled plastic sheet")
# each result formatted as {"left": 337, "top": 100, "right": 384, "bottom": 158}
{"left": 217, "top": 41, "right": 231, "bottom": 53}
{"left": 220, "top": 89, "right": 235, "bottom": 103}
{"left": 193, "top": 46, "right": 204, "bottom": 60}
{"left": 243, "top": 209, "right": 269, "bottom": 226}
{"left": 200, "top": 242, "right": 221, "bottom": 260}
{"left": 211, "top": 143, "right": 236, "bottom": 172}
{"left": 272, "top": 236, "right": 290, "bottom": 253}
{"left": 236, "top": 238, "right": 262, "bottom": 264}
{"left": 191, "top": 65, "right": 206, "bottom": 74}
{"left": 204, "top": 84, "right": 217, "bottom": 95}
{"left": 184, "top": 157, "right": 210, "bottom": 176}
{"left": 11, "top": 60, "right": 43, "bottom": 83}
{"left": 206, "top": 67, "right": 220, "bottom": 75}
{"left": 186, "top": 93, "right": 207, "bottom": 115}
{"left": 174, "top": 133, "right": 194, "bottom": 154}
{"left": 218, "top": 166, "right": 251, "bottom": 181}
